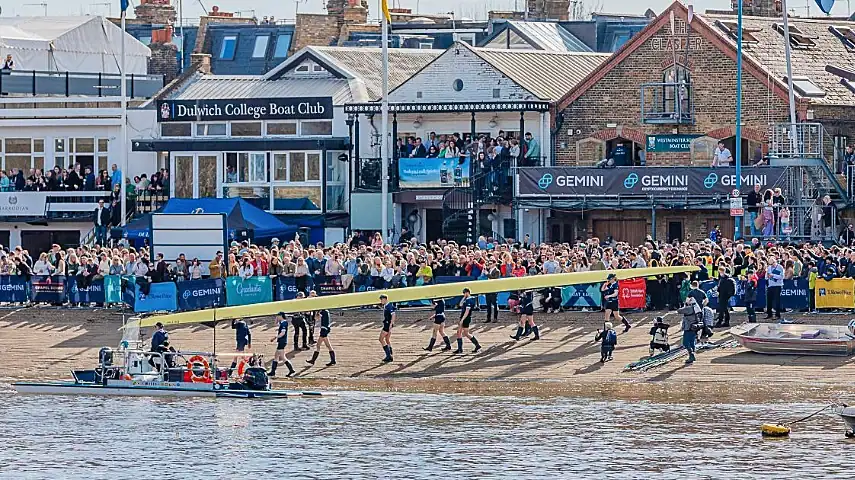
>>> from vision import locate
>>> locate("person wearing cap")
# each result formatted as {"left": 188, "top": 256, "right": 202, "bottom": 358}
{"left": 601, "top": 273, "right": 631, "bottom": 333}
{"left": 271, "top": 237, "right": 280, "bottom": 247}
{"left": 453, "top": 287, "right": 482, "bottom": 354}
{"left": 379, "top": 294, "right": 396, "bottom": 362}
{"left": 268, "top": 312, "right": 295, "bottom": 377}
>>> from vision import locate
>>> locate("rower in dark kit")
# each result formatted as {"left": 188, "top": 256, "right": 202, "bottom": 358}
{"left": 268, "top": 312, "right": 296, "bottom": 377}
{"left": 601, "top": 273, "right": 631, "bottom": 333}
{"left": 511, "top": 290, "right": 540, "bottom": 341}
{"left": 424, "top": 298, "right": 452, "bottom": 352}
{"left": 454, "top": 288, "right": 482, "bottom": 354}
{"left": 291, "top": 292, "right": 309, "bottom": 350}
{"left": 228, "top": 318, "right": 252, "bottom": 374}
{"left": 307, "top": 308, "right": 336, "bottom": 366}
{"left": 379, "top": 294, "right": 396, "bottom": 363}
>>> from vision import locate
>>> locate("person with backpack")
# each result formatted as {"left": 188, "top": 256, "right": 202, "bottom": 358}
{"left": 648, "top": 316, "right": 670, "bottom": 357}
{"left": 595, "top": 321, "right": 618, "bottom": 363}
{"left": 678, "top": 297, "right": 703, "bottom": 364}
{"left": 714, "top": 266, "right": 736, "bottom": 328}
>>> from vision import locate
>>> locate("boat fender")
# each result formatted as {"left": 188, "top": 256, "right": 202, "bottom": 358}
{"left": 122, "top": 374, "right": 132, "bottom": 381}
{"left": 186, "top": 355, "right": 212, "bottom": 383}
{"left": 237, "top": 359, "right": 249, "bottom": 377}
{"left": 760, "top": 423, "right": 791, "bottom": 437}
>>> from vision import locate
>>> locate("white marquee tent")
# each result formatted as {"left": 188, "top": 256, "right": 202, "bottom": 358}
{"left": 0, "top": 16, "right": 150, "bottom": 74}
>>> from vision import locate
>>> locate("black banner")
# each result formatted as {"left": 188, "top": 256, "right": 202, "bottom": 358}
{"left": 157, "top": 97, "right": 334, "bottom": 122}
{"left": 517, "top": 167, "right": 787, "bottom": 197}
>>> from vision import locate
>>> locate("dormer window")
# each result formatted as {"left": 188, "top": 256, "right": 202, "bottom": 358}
{"left": 294, "top": 60, "right": 326, "bottom": 74}
{"left": 772, "top": 23, "right": 816, "bottom": 48}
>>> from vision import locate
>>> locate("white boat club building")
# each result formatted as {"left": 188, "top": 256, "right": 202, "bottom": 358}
{"left": 134, "top": 46, "right": 440, "bottom": 243}
{"left": 0, "top": 16, "right": 160, "bottom": 253}
{"left": 345, "top": 42, "right": 608, "bottom": 243}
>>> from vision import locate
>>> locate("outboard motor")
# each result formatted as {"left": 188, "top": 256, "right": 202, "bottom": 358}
{"left": 242, "top": 367, "right": 270, "bottom": 391}
{"left": 99, "top": 347, "right": 114, "bottom": 367}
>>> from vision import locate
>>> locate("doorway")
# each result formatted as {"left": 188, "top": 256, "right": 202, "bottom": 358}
{"left": 667, "top": 221, "right": 683, "bottom": 243}
{"left": 720, "top": 137, "right": 761, "bottom": 165}
{"left": 425, "top": 209, "right": 444, "bottom": 243}
{"left": 21, "top": 230, "right": 80, "bottom": 255}
{"left": 605, "top": 137, "right": 643, "bottom": 166}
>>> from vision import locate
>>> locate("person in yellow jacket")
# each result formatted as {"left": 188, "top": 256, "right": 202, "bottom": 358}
{"left": 808, "top": 262, "right": 818, "bottom": 312}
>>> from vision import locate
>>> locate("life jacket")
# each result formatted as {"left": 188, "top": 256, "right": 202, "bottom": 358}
{"left": 647, "top": 258, "right": 659, "bottom": 280}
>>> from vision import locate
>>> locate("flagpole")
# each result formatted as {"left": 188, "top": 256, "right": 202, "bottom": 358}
{"left": 735, "top": 0, "right": 742, "bottom": 240}
{"left": 780, "top": 0, "right": 799, "bottom": 154}
{"left": 380, "top": 11, "right": 389, "bottom": 240}
{"left": 120, "top": 5, "right": 128, "bottom": 227}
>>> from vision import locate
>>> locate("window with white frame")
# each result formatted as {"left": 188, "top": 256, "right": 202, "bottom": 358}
{"left": 271, "top": 151, "right": 322, "bottom": 211}
{"left": 300, "top": 120, "right": 333, "bottom": 136}
{"left": 224, "top": 152, "right": 268, "bottom": 184}
{"left": 162, "top": 123, "right": 191, "bottom": 137}
{"left": 1, "top": 138, "right": 45, "bottom": 173}
{"left": 266, "top": 121, "right": 298, "bottom": 136}
{"left": 252, "top": 35, "right": 270, "bottom": 58}
{"left": 230, "top": 122, "right": 262, "bottom": 137}
{"left": 196, "top": 123, "right": 227, "bottom": 137}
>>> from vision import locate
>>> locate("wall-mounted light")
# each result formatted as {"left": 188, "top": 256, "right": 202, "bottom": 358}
{"left": 488, "top": 116, "right": 498, "bottom": 128}
{"left": 413, "top": 116, "right": 423, "bottom": 129}
{"left": 487, "top": 213, "right": 496, "bottom": 222}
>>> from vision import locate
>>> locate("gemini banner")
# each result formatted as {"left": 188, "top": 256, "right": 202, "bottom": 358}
{"left": 518, "top": 167, "right": 787, "bottom": 197}
{"left": 177, "top": 278, "right": 225, "bottom": 311}
{"left": 0, "top": 275, "right": 28, "bottom": 303}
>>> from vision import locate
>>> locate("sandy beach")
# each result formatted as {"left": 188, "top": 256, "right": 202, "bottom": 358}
{"left": 2, "top": 306, "right": 853, "bottom": 403}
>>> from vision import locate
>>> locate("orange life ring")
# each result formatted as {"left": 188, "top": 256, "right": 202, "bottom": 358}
{"left": 186, "top": 355, "right": 212, "bottom": 383}
{"left": 236, "top": 358, "right": 248, "bottom": 377}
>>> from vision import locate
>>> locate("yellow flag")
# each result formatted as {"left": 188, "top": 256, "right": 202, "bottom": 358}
{"left": 381, "top": 0, "right": 391, "bottom": 23}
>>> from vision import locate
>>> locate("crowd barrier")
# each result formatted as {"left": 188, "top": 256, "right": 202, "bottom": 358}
{"left": 6, "top": 273, "right": 855, "bottom": 313}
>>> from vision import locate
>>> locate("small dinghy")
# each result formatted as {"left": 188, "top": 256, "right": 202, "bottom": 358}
{"left": 729, "top": 323, "right": 855, "bottom": 356}
{"left": 841, "top": 406, "right": 855, "bottom": 438}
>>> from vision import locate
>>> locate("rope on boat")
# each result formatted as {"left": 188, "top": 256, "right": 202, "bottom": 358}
{"left": 761, "top": 403, "right": 840, "bottom": 437}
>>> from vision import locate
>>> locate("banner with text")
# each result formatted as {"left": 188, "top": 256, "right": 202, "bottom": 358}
{"left": 703, "top": 278, "right": 808, "bottom": 311}
{"left": 618, "top": 277, "right": 647, "bottom": 309}
{"left": 31, "top": 275, "right": 67, "bottom": 304}
{"left": 816, "top": 278, "right": 855, "bottom": 309}
{"left": 0, "top": 192, "right": 48, "bottom": 216}
{"left": 0, "top": 275, "right": 28, "bottom": 303}
{"left": 157, "top": 97, "right": 334, "bottom": 122}
{"left": 561, "top": 283, "right": 602, "bottom": 308}
{"left": 133, "top": 282, "right": 178, "bottom": 313}
{"left": 275, "top": 276, "right": 299, "bottom": 301}
{"left": 645, "top": 134, "right": 702, "bottom": 152}
{"left": 226, "top": 276, "right": 273, "bottom": 306}
{"left": 398, "top": 156, "right": 472, "bottom": 189}
{"left": 66, "top": 276, "right": 106, "bottom": 305}
{"left": 177, "top": 278, "right": 225, "bottom": 311}
{"left": 518, "top": 167, "right": 787, "bottom": 197}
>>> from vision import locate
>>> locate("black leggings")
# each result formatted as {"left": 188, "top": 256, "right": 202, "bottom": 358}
{"left": 485, "top": 294, "right": 499, "bottom": 321}
{"left": 292, "top": 320, "right": 307, "bottom": 346}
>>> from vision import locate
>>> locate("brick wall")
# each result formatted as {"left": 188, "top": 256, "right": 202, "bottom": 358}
{"left": 148, "top": 43, "right": 179, "bottom": 82}
{"left": 134, "top": 3, "right": 176, "bottom": 24}
{"left": 388, "top": 46, "right": 535, "bottom": 103}
{"left": 526, "top": 0, "right": 570, "bottom": 20}
{"left": 292, "top": 13, "right": 341, "bottom": 53}
{"left": 575, "top": 209, "right": 733, "bottom": 243}
{"left": 554, "top": 18, "right": 791, "bottom": 166}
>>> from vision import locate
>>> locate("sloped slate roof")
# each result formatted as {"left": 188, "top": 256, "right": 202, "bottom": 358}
{"left": 471, "top": 46, "right": 609, "bottom": 100}
{"left": 169, "top": 74, "right": 354, "bottom": 104}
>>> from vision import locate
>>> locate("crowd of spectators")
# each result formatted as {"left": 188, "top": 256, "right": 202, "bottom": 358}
{"left": 6, "top": 225, "right": 855, "bottom": 313}
{"left": 397, "top": 130, "right": 540, "bottom": 166}
{"left": 0, "top": 164, "right": 122, "bottom": 194}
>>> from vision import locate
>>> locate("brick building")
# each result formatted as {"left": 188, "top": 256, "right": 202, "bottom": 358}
{"left": 515, "top": 1, "right": 855, "bottom": 245}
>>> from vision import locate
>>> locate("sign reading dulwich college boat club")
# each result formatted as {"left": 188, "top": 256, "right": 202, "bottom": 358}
{"left": 518, "top": 167, "right": 787, "bottom": 197}
{"left": 156, "top": 97, "right": 334, "bottom": 122}
{"left": 645, "top": 134, "right": 702, "bottom": 152}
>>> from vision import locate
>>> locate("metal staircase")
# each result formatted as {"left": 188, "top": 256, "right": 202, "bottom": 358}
{"left": 441, "top": 169, "right": 500, "bottom": 244}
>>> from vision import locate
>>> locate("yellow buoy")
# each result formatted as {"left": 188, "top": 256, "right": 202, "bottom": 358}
{"left": 761, "top": 423, "right": 791, "bottom": 437}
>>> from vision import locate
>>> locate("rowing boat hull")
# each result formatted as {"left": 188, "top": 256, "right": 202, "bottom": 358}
{"left": 12, "top": 381, "right": 328, "bottom": 399}
{"left": 729, "top": 323, "right": 855, "bottom": 356}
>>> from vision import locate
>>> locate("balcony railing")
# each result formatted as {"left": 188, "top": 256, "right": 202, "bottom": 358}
{"left": 768, "top": 122, "right": 824, "bottom": 159}
{"left": 640, "top": 82, "right": 694, "bottom": 125}
{"left": 0, "top": 191, "right": 113, "bottom": 220}
{"left": 0, "top": 70, "right": 163, "bottom": 98}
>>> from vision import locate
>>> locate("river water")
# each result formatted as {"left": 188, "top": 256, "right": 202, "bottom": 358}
{"left": 0, "top": 389, "right": 850, "bottom": 479}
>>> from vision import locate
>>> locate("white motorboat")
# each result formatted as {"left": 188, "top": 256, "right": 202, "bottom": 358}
{"left": 841, "top": 405, "right": 855, "bottom": 438}
{"left": 729, "top": 323, "right": 855, "bottom": 356}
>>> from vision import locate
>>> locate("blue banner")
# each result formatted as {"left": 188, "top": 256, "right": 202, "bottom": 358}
{"left": 702, "top": 278, "right": 808, "bottom": 311}
{"left": 398, "top": 156, "right": 471, "bottom": 188}
{"left": 226, "top": 276, "right": 273, "bottom": 306}
{"left": 315, "top": 276, "right": 345, "bottom": 296}
{"left": 133, "top": 282, "right": 178, "bottom": 313}
{"left": 177, "top": 278, "right": 225, "bottom": 311}
{"left": 104, "top": 275, "right": 124, "bottom": 304}
{"left": 561, "top": 283, "right": 602, "bottom": 307}
{"left": 275, "top": 276, "right": 299, "bottom": 301}
{"left": 0, "top": 275, "right": 29, "bottom": 303}
{"left": 31, "top": 275, "right": 67, "bottom": 304}
{"left": 67, "top": 276, "right": 106, "bottom": 305}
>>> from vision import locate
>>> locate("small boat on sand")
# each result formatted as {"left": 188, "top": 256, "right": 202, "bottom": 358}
{"left": 12, "top": 346, "right": 332, "bottom": 399}
{"left": 841, "top": 405, "right": 855, "bottom": 438}
{"left": 729, "top": 323, "right": 855, "bottom": 356}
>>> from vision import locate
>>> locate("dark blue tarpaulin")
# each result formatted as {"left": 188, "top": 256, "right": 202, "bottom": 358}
{"left": 122, "top": 198, "right": 298, "bottom": 244}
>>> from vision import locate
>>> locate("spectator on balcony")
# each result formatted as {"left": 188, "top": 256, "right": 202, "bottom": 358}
{"left": 83, "top": 167, "right": 96, "bottom": 191}
{"left": 821, "top": 195, "right": 835, "bottom": 239}
{"left": 67, "top": 164, "right": 81, "bottom": 191}
{"left": 711, "top": 142, "right": 733, "bottom": 167}
{"left": 746, "top": 184, "right": 762, "bottom": 237}
{"left": 443, "top": 139, "right": 459, "bottom": 159}
{"left": 524, "top": 132, "right": 540, "bottom": 166}
{"left": 426, "top": 145, "right": 439, "bottom": 158}
{"left": 2, "top": 54, "right": 14, "bottom": 70}
{"left": 409, "top": 138, "right": 426, "bottom": 158}
{"left": 111, "top": 164, "right": 122, "bottom": 190}
{"left": 93, "top": 199, "right": 110, "bottom": 246}
{"left": 0, "top": 171, "right": 11, "bottom": 192}
{"left": 174, "top": 254, "right": 188, "bottom": 282}
{"left": 190, "top": 258, "right": 203, "bottom": 280}
{"left": 12, "top": 168, "right": 24, "bottom": 191}
{"left": 426, "top": 132, "right": 439, "bottom": 150}
{"left": 96, "top": 170, "right": 111, "bottom": 192}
